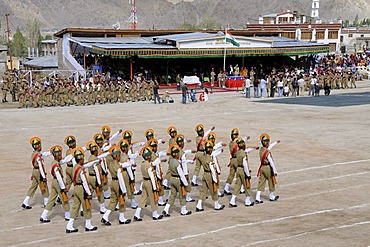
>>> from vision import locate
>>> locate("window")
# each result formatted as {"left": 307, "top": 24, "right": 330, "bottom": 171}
{"left": 349, "top": 34, "right": 353, "bottom": 38}
{"left": 282, "top": 32, "right": 295, "bottom": 39}
{"left": 329, "top": 43, "right": 336, "bottom": 52}
{"left": 328, "top": 31, "right": 338, "bottom": 39}
{"left": 301, "top": 32, "right": 312, "bottom": 40}
{"left": 316, "top": 32, "right": 324, "bottom": 40}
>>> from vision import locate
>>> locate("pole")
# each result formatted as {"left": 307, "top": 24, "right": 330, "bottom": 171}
{"left": 223, "top": 47, "right": 226, "bottom": 72}
{"left": 130, "top": 56, "right": 133, "bottom": 80}
{"left": 223, "top": 26, "right": 227, "bottom": 72}
{"left": 5, "top": 14, "right": 13, "bottom": 70}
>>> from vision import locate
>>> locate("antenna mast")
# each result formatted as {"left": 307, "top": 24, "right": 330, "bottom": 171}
{"left": 5, "top": 14, "right": 13, "bottom": 70}
{"left": 128, "top": 0, "right": 138, "bottom": 30}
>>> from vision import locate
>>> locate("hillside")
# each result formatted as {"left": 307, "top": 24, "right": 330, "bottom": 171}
{"left": 0, "top": 0, "right": 369, "bottom": 32}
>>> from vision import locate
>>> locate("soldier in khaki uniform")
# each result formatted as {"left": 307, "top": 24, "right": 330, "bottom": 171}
{"left": 148, "top": 79, "right": 154, "bottom": 100}
{"left": 349, "top": 71, "right": 356, "bottom": 88}
{"left": 66, "top": 147, "right": 99, "bottom": 233}
{"left": 162, "top": 144, "right": 192, "bottom": 217}
{"left": 22, "top": 137, "right": 50, "bottom": 209}
{"left": 40, "top": 145, "right": 71, "bottom": 223}
{"left": 1, "top": 71, "right": 9, "bottom": 103}
{"left": 334, "top": 72, "right": 341, "bottom": 89}
{"left": 191, "top": 124, "right": 215, "bottom": 186}
{"left": 86, "top": 141, "right": 107, "bottom": 214}
{"left": 163, "top": 126, "right": 178, "bottom": 189}
{"left": 224, "top": 128, "right": 240, "bottom": 195}
{"left": 52, "top": 82, "right": 60, "bottom": 106}
{"left": 174, "top": 134, "right": 195, "bottom": 202}
{"left": 229, "top": 138, "right": 255, "bottom": 207}
{"left": 18, "top": 84, "right": 27, "bottom": 108}
{"left": 119, "top": 80, "right": 127, "bottom": 103}
{"left": 133, "top": 146, "right": 163, "bottom": 221}
{"left": 147, "top": 138, "right": 167, "bottom": 206}
{"left": 64, "top": 135, "right": 76, "bottom": 193}
{"left": 255, "top": 133, "right": 280, "bottom": 203}
{"left": 101, "top": 145, "right": 132, "bottom": 225}
{"left": 342, "top": 71, "right": 348, "bottom": 89}
{"left": 195, "top": 140, "right": 225, "bottom": 211}
{"left": 118, "top": 139, "right": 138, "bottom": 209}
{"left": 94, "top": 131, "right": 111, "bottom": 199}
{"left": 44, "top": 84, "right": 53, "bottom": 107}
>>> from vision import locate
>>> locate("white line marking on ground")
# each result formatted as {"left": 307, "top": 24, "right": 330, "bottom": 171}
{"left": 128, "top": 204, "right": 369, "bottom": 246}
{"left": 280, "top": 159, "right": 370, "bottom": 175}
{"left": 0, "top": 108, "right": 280, "bottom": 133}
{"left": 281, "top": 183, "right": 368, "bottom": 201}
{"left": 280, "top": 171, "right": 370, "bottom": 188}
{"left": 5, "top": 168, "right": 369, "bottom": 233}
{"left": 9, "top": 236, "right": 61, "bottom": 247}
{"left": 243, "top": 221, "right": 370, "bottom": 246}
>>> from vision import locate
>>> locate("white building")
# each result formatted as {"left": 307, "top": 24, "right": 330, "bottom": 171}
{"left": 340, "top": 28, "right": 370, "bottom": 53}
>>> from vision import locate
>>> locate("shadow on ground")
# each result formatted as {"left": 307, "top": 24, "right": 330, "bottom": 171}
{"left": 255, "top": 92, "right": 370, "bottom": 107}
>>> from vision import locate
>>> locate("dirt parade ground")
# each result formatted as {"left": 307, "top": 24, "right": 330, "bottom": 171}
{"left": 0, "top": 81, "right": 369, "bottom": 247}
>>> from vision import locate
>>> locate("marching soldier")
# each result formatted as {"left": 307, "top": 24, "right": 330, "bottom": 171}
{"left": 118, "top": 139, "right": 139, "bottom": 209}
{"left": 101, "top": 125, "right": 122, "bottom": 146}
{"left": 224, "top": 128, "right": 239, "bottom": 195}
{"left": 147, "top": 138, "right": 167, "bottom": 206}
{"left": 162, "top": 144, "right": 192, "bottom": 217}
{"left": 1, "top": 71, "right": 9, "bottom": 103}
{"left": 206, "top": 131, "right": 226, "bottom": 198}
{"left": 191, "top": 124, "right": 215, "bottom": 186}
{"left": 94, "top": 133, "right": 111, "bottom": 199}
{"left": 122, "top": 130, "right": 146, "bottom": 195}
{"left": 255, "top": 133, "right": 280, "bottom": 203}
{"left": 195, "top": 140, "right": 225, "bottom": 211}
{"left": 174, "top": 134, "right": 196, "bottom": 202}
{"left": 22, "top": 137, "right": 50, "bottom": 209}
{"left": 64, "top": 135, "right": 76, "bottom": 193}
{"left": 40, "top": 145, "right": 71, "bottom": 223}
{"left": 66, "top": 147, "right": 100, "bottom": 233}
{"left": 86, "top": 141, "right": 107, "bottom": 214}
{"left": 229, "top": 138, "right": 255, "bottom": 207}
{"left": 133, "top": 146, "right": 163, "bottom": 221}
{"left": 101, "top": 145, "right": 132, "bottom": 225}
{"left": 349, "top": 71, "right": 356, "bottom": 88}
{"left": 18, "top": 83, "right": 27, "bottom": 108}
{"left": 163, "top": 126, "right": 178, "bottom": 189}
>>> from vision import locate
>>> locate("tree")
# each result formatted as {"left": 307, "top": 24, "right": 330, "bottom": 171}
{"left": 343, "top": 20, "right": 350, "bottom": 28}
{"left": 199, "top": 15, "right": 221, "bottom": 30}
{"left": 177, "top": 22, "right": 198, "bottom": 30}
{"left": 26, "top": 18, "right": 42, "bottom": 49}
{"left": 353, "top": 14, "right": 359, "bottom": 28}
{"left": 12, "top": 27, "right": 27, "bottom": 58}
{"left": 43, "top": 34, "right": 53, "bottom": 40}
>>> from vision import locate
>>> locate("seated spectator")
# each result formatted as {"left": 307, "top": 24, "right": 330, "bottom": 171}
{"left": 190, "top": 89, "right": 197, "bottom": 102}
{"left": 199, "top": 88, "right": 209, "bottom": 102}
{"left": 162, "top": 90, "right": 170, "bottom": 103}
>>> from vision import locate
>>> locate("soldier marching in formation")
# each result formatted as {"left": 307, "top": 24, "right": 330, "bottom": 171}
{"left": 22, "top": 125, "right": 283, "bottom": 233}
{"left": 1, "top": 71, "right": 158, "bottom": 108}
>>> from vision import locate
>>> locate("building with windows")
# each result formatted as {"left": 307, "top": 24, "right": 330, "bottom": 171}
{"left": 340, "top": 28, "right": 370, "bottom": 54}
{"left": 54, "top": 28, "right": 328, "bottom": 78}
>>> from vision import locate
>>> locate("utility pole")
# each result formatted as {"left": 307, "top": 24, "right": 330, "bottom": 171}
{"left": 127, "top": 0, "right": 138, "bottom": 30}
{"left": 5, "top": 14, "right": 13, "bottom": 70}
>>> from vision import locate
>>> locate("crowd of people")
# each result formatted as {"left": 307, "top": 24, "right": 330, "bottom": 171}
{"left": 240, "top": 52, "right": 369, "bottom": 98}
{"left": 22, "top": 125, "right": 280, "bottom": 233}
{"left": 1, "top": 53, "right": 369, "bottom": 107}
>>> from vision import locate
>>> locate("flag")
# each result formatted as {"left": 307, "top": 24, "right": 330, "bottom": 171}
{"left": 225, "top": 30, "right": 240, "bottom": 47}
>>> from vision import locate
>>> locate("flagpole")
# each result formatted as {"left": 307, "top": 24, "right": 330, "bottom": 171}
{"left": 223, "top": 27, "right": 227, "bottom": 72}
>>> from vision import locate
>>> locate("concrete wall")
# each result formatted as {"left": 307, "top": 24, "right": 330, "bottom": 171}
{"left": 0, "top": 50, "right": 7, "bottom": 75}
